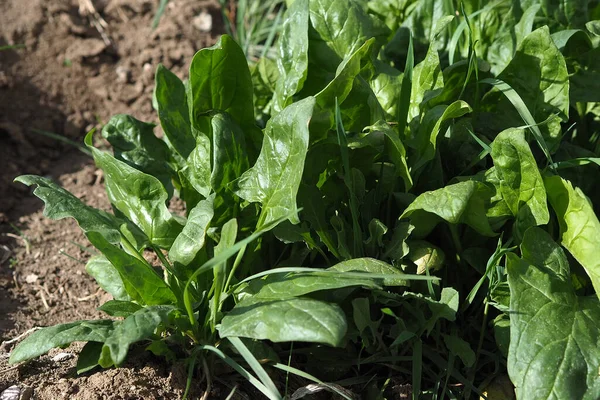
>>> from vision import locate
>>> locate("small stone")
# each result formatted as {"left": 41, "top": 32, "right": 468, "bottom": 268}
{"left": 24, "top": 274, "right": 38, "bottom": 284}
{"left": 192, "top": 11, "right": 212, "bottom": 32}
{"left": 0, "top": 386, "right": 20, "bottom": 400}
{"left": 116, "top": 65, "right": 131, "bottom": 84}
{"left": 52, "top": 352, "right": 74, "bottom": 362}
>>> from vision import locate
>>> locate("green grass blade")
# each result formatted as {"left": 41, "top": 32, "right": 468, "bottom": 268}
{"left": 199, "top": 345, "right": 282, "bottom": 400}
{"left": 152, "top": 0, "right": 170, "bottom": 29}
{"left": 29, "top": 128, "right": 92, "bottom": 156}
{"left": 335, "top": 97, "right": 363, "bottom": 257}
{"left": 272, "top": 363, "right": 354, "bottom": 400}
{"left": 228, "top": 337, "right": 280, "bottom": 397}
{"left": 396, "top": 32, "right": 413, "bottom": 141}
{"left": 183, "top": 213, "right": 292, "bottom": 329}
{"left": 0, "top": 44, "right": 26, "bottom": 51}
{"left": 480, "top": 78, "right": 553, "bottom": 164}
{"left": 259, "top": 6, "right": 284, "bottom": 60}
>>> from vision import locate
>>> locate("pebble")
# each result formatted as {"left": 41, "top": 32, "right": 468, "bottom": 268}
{"left": 0, "top": 385, "right": 33, "bottom": 400}
{"left": 193, "top": 11, "right": 212, "bottom": 32}
{"left": 52, "top": 352, "right": 74, "bottom": 362}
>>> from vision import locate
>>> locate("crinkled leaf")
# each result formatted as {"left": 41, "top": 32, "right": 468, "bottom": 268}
{"left": 545, "top": 175, "right": 600, "bottom": 299}
{"left": 102, "top": 114, "right": 174, "bottom": 197}
{"left": 219, "top": 297, "right": 347, "bottom": 347}
{"left": 311, "top": 39, "right": 375, "bottom": 138}
{"left": 401, "top": 181, "right": 496, "bottom": 236}
{"left": 480, "top": 26, "right": 570, "bottom": 150}
{"left": 99, "top": 305, "right": 175, "bottom": 367}
{"left": 189, "top": 35, "right": 259, "bottom": 150}
{"left": 235, "top": 97, "right": 316, "bottom": 228}
{"left": 210, "top": 113, "right": 249, "bottom": 193}
{"left": 97, "top": 300, "right": 142, "bottom": 318}
{"left": 14, "top": 175, "right": 121, "bottom": 243}
{"left": 491, "top": 128, "right": 549, "bottom": 234}
{"left": 507, "top": 227, "right": 600, "bottom": 400}
{"left": 9, "top": 320, "right": 116, "bottom": 364}
{"left": 308, "top": 0, "right": 389, "bottom": 72}
{"left": 87, "top": 232, "right": 177, "bottom": 306}
{"left": 410, "top": 100, "right": 472, "bottom": 172}
{"left": 86, "top": 132, "right": 183, "bottom": 248}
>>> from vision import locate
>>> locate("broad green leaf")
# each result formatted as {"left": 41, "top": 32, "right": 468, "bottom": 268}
{"left": 491, "top": 128, "right": 549, "bottom": 234}
{"left": 401, "top": 0, "right": 454, "bottom": 53}
{"left": 383, "top": 222, "right": 414, "bottom": 261}
{"left": 76, "top": 341, "right": 103, "bottom": 374}
{"left": 86, "top": 255, "right": 131, "bottom": 301}
{"left": 365, "top": 121, "right": 412, "bottom": 191}
{"left": 311, "top": 39, "right": 376, "bottom": 137}
{"left": 212, "top": 218, "right": 238, "bottom": 327}
{"left": 486, "top": 4, "right": 540, "bottom": 75}
{"left": 273, "top": 0, "right": 309, "bottom": 112}
{"left": 408, "top": 16, "right": 454, "bottom": 122}
{"left": 179, "top": 135, "right": 212, "bottom": 199}
{"left": 189, "top": 35, "right": 259, "bottom": 150}
{"left": 308, "top": 0, "right": 389, "bottom": 72}
{"left": 14, "top": 175, "right": 121, "bottom": 244}
{"left": 537, "top": 0, "right": 590, "bottom": 30}
{"left": 169, "top": 194, "right": 214, "bottom": 268}
{"left": 87, "top": 232, "right": 177, "bottom": 306}
{"left": 235, "top": 97, "right": 316, "bottom": 228}
{"left": 219, "top": 297, "right": 347, "bottom": 347}
{"left": 411, "top": 100, "right": 472, "bottom": 172}
{"left": 246, "top": 272, "right": 380, "bottom": 300}
{"left": 545, "top": 175, "right": 600, "bottom": 298}
{"left": 97, "top": 300, "right": 142, "bottom": 318}
{"left": 425, "top": 287, "right": 459, "bottom": 335}
{"left": 297, "top": 184, "right": 340, "bottom": 259}
{"left": 401, "top": 181, "right": 496, "bottom": 236}
{"left": 369, "top": 62, "right": 403, "bottom": 119}
{"left": 507, "top": 228, "right": 600, "bottom": 400}
{"left": 154, "top": 64, "right": 195, "bottom": 159}
{"left": 443, "top": 334, "right": 475, "bottom": 367}
{"left": 210, "top": 113, "right": 249, "bottom": 193}
{"left": 102, "top": 114, "right": 174, "bottom": 197}
{"left": 352, "top": 297, "right": 379, "bottom": 348}
{"left": 85, "top": 132, "right": 183, "bottom": 248}
{"left": 329, "top": 257, "right": 408, "bottom": 286}
{"left": 9, "top": 320, "right": 116, "bottom": 364}
{"left": 480, "top": 26, "right": 570, "bottom": 151}
{"left": 100, "top": 305, "right": 175, "bottom": 367}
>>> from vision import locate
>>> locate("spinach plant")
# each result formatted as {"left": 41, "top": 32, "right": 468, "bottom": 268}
{"left": 10, "top": 0, "right": 600, "bottom": 398}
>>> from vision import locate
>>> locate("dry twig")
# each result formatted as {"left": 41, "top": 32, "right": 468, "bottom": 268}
{"left": 78, "top": 0, "right": 113, "bottom": 46}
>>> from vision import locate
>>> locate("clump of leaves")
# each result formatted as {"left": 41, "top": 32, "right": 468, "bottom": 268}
{"left": 10, "top": 0, "right": 600, "bottom": 399}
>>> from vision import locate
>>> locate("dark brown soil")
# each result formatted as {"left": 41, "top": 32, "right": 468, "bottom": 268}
{"left": 0, "top": 0, "right": 227, "bottom": 398}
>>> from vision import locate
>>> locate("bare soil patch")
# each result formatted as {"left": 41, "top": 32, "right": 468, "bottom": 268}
{"left": 0, "top": 1, "right": 227, "bottom": 398}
